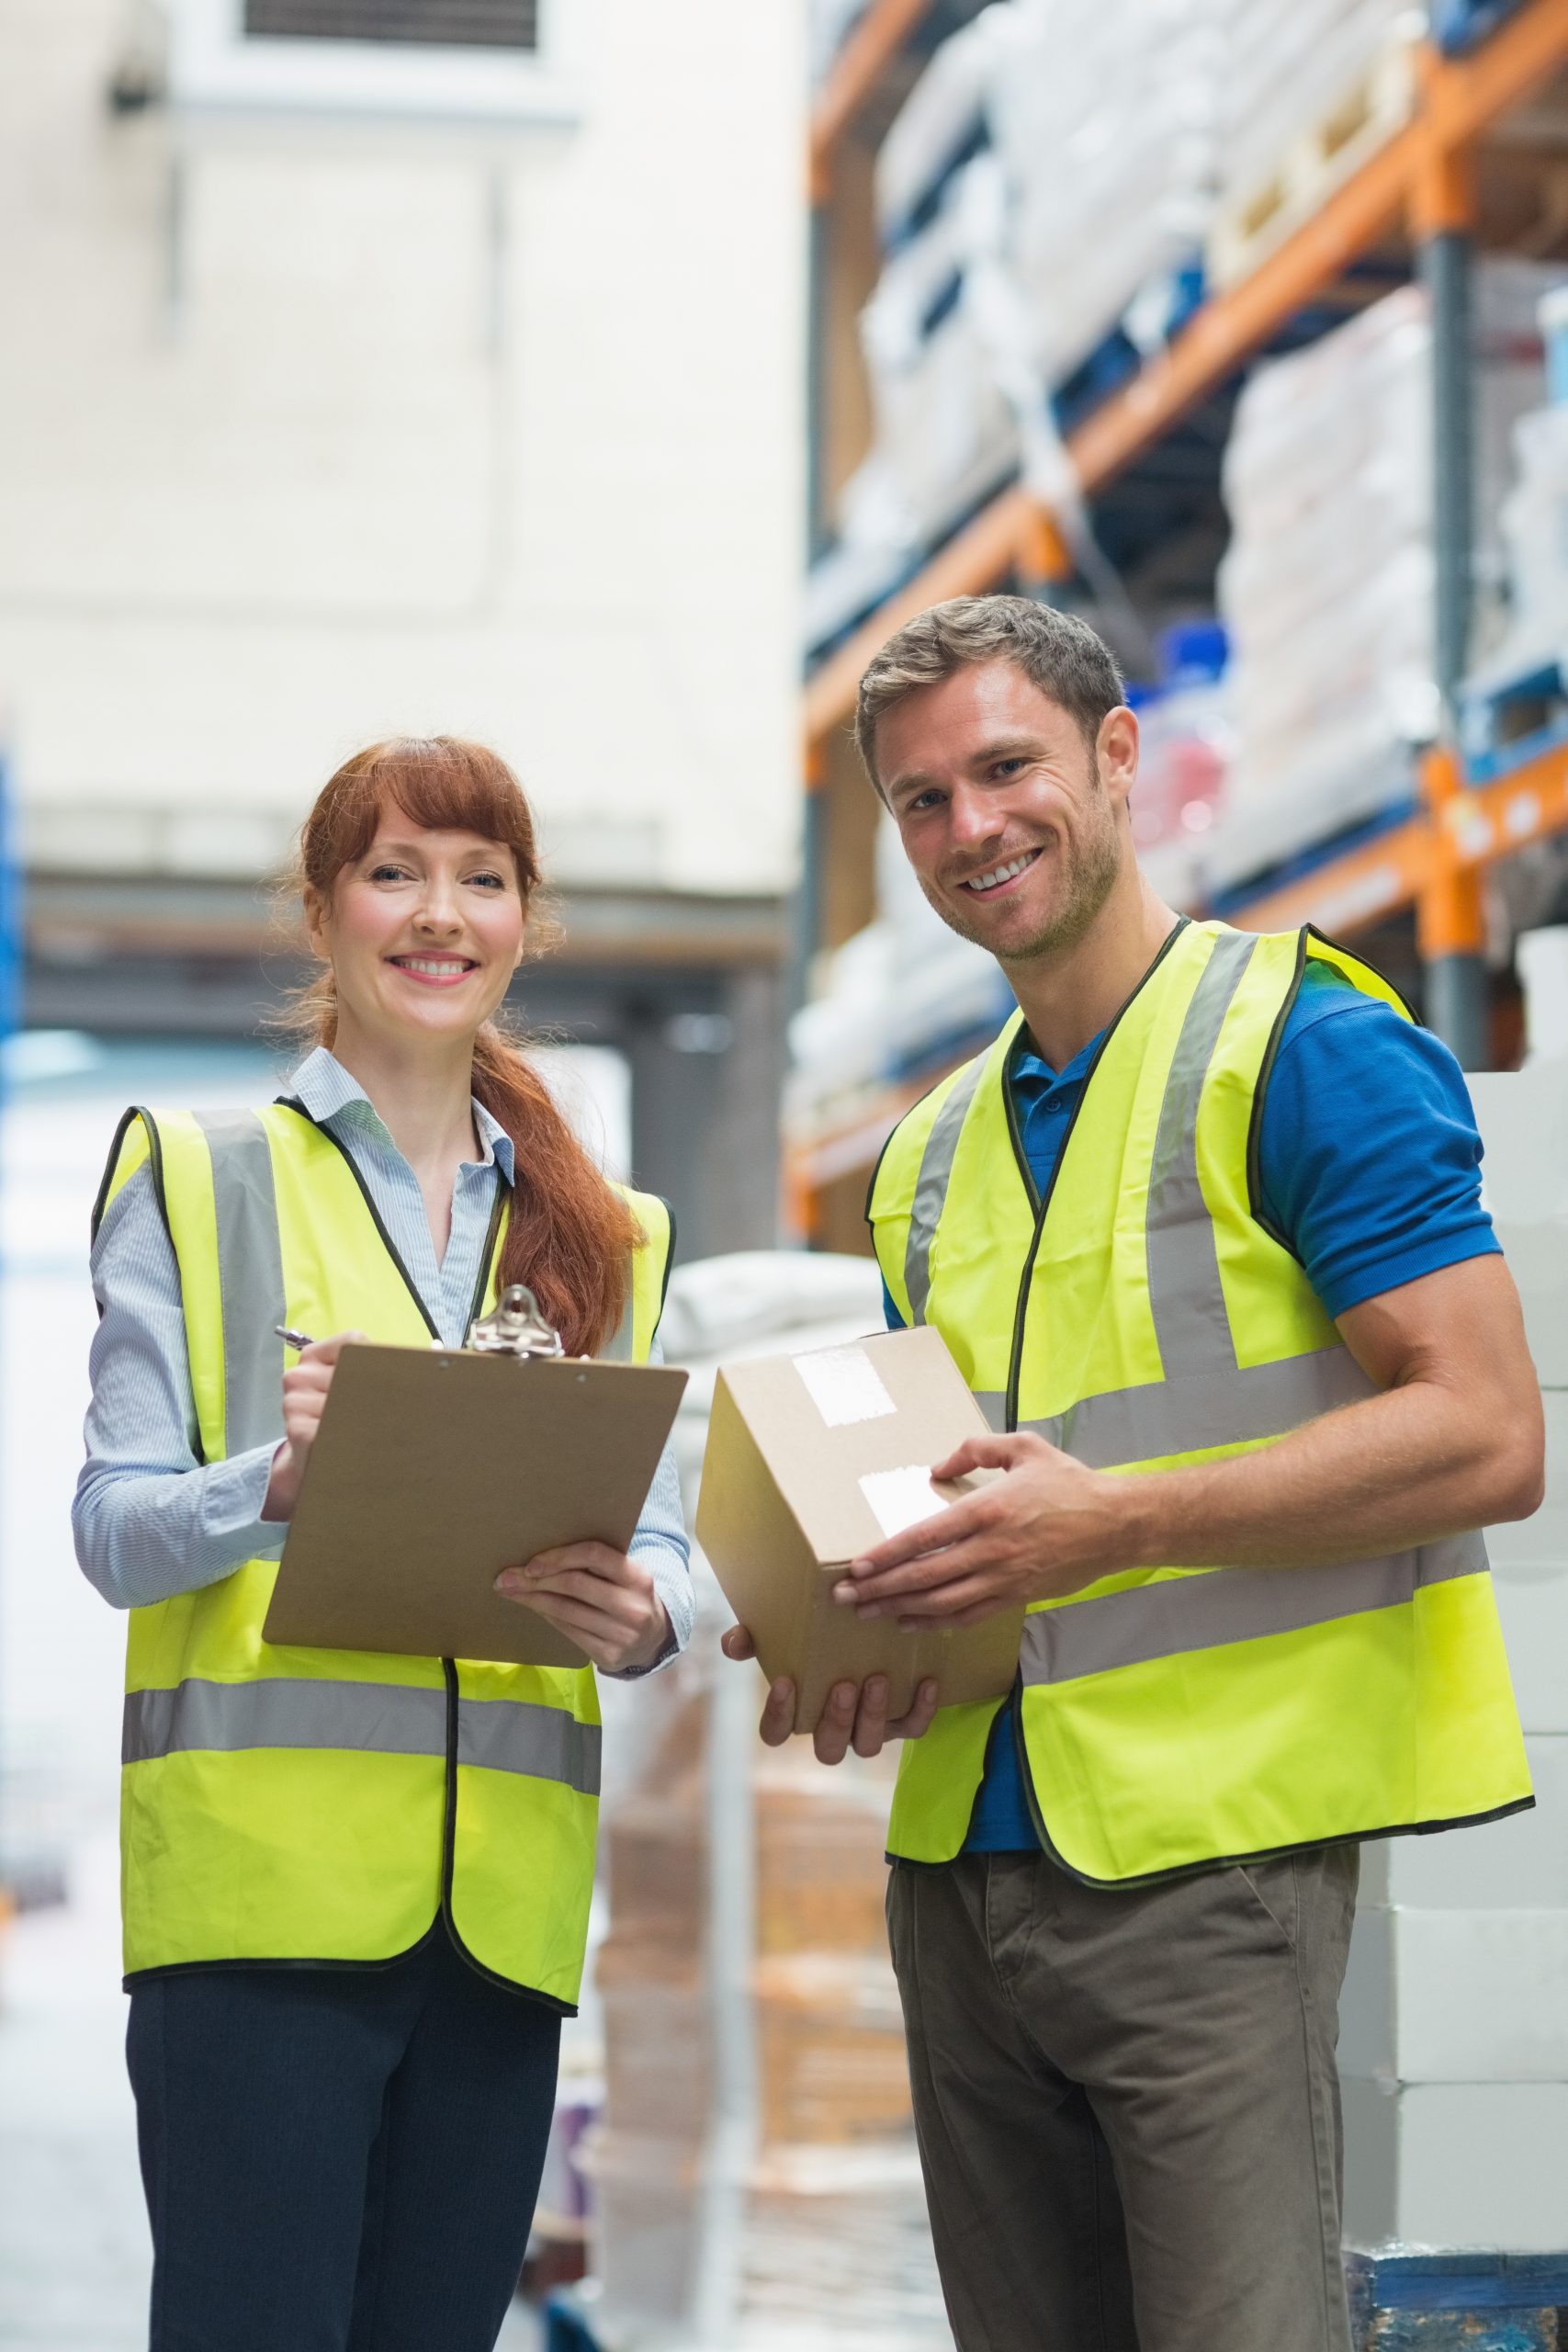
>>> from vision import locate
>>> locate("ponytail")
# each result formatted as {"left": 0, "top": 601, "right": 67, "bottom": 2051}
{"left": 470, "top": 1020, "right": 641, "bottom": 1356}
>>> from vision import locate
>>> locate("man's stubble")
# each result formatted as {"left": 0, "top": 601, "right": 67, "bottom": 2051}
{"left": 915, "top": 770, "right": 1123, "bottom": 968}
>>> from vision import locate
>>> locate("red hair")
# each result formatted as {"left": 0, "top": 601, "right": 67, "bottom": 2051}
{"left": 288, "top": 736, "right": 641, "bottom": 1357}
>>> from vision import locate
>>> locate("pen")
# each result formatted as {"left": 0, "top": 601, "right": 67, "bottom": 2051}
{"left": 275, "top": 1324, "right": 318, "bottom": 1352}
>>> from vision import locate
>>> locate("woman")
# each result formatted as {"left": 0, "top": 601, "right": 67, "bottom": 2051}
{"left": 73, "top": 737, "right": 691, "bottom": 2352}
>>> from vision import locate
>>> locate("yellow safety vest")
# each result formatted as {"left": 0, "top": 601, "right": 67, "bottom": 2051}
{"left": 95, "top": 1098, "right": 672, "bottom": 2006}
{"left": 868, "top": 919, "right": 1532, "bottom": 1881}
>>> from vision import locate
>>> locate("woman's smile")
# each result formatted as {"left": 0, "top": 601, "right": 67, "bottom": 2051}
{"left": 386, "top": 952, "right": 479, "bottom": 987}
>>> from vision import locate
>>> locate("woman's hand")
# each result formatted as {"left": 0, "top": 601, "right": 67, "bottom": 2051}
{"left": 495, "top": 1544, "right": 671, "bottom": 1674}
{"left": 262, "top": 1332, "right": 364, "bottom": 1523}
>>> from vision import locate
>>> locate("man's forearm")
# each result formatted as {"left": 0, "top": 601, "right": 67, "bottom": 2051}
{"left": 1108, "top": 1376, "right": 1543, "bottom": 1575}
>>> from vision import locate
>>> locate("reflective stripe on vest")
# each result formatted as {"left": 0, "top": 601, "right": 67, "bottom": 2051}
{"left": 1018, "top": 1530, "right": 1486, "bottom": 1686}
{"left": 122, "top": 1677, "right": 602, "bottom": 1796}
{"left": 190, "top": 1108, "right": 289, "bottom": 1453}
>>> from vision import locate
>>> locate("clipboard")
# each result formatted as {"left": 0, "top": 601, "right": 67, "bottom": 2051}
{"left": 263, "top": 1342, "right": 688, "bottom": 1668}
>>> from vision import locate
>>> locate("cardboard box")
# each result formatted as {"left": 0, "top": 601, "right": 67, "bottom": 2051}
{"left": 1468, "top": 1066, "right": 1568, "bottom": 1228}
{"left": 1343, "top": 2079, "right": 1568, "bottom": 2251}
{"left": 1359, "top": 1736, "right": 1568, "bottom": 1910}
{"left": 1341, "top": 1903, "right": 1568, "bottom": 2083}
{"left": 755, "top": 1952, "right": 915, "bottom": 2143}
{"left": 696, "top": 1326, "right": 1025, "bottom": 1731}
{"left": 756, "top": 1766, "right": 898, "bottom": 1959}
{"left": 1492, "top": 1561, "right": 1568, "bottom": 1734}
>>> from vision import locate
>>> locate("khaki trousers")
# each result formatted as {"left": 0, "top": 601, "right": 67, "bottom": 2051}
{"left": 886, "top": 1843, "right": 1359, "bottom": 2352}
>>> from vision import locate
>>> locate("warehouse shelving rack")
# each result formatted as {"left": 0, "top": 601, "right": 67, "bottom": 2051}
{"left": 794, "top": 0, "right": 1568, "bottom": 1248}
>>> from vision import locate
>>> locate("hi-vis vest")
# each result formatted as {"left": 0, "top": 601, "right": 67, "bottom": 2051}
{"left": 95, "top": 1098, "right": 672, "bottom": 2006}
{"left": 869, "top": 919, "right": 1532, "bottom": 1882}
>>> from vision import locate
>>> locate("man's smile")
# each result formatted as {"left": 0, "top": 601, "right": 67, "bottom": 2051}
{"left": 953, "top": 847, "right": 1044, "bottom": 897}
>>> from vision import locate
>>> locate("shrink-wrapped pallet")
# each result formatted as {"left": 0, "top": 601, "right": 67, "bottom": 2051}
{"left": 985, "top": 0, "right": 1220, "bottom": 386}
{"left": 1206, "top": 0, "right": 1415, "bottom": 285}
{"left": 815, "top": 0, "right": 1221, "bottom": 641}
{"left": 585, "top": 1261, "right": 951, "bottom": 2349}
{"left": 1211, "top": 270, "right": 1552, "bottom": 892}
{"left": 784, "top": 811, "right": 1010, "bottom": 1135}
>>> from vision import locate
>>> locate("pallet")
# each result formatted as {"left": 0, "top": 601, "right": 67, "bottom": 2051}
{"left": 1207, "top": 39, "right": 1417, "bottom": 292}
{"left": 1460, "top": 650, "right": 1568, "bottom": 784}
{"left": 1348, "top": 2252, "right": 1568, "bottom": 2350}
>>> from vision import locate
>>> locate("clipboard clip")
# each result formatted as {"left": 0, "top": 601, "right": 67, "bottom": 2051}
{"left": 467, "top": 1283, "right": 566, "bottom": 1361}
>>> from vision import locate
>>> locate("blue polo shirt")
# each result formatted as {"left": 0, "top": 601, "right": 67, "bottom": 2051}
{"left": 881, "top": 958, "right": 1500, "bottom": 1851}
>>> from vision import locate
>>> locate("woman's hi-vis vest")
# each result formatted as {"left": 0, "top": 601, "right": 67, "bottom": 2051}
{"left": 95, "top": 1098, "right": 672, "bottom": 2007}
{"left": 868, "top": 919, "right": 1532, "bottom": 1883}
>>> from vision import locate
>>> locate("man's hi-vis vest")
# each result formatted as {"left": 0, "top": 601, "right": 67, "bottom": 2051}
{"left": 95, "top": 1098, "right": 672, "bottom": 2007}
{"left": 869, "top": 919, "right": 1532, "bottom": 1882}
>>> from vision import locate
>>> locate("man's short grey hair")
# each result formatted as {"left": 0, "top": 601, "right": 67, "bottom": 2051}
{"left": 853, "top": 594, "right": 1127, "bottom": 789}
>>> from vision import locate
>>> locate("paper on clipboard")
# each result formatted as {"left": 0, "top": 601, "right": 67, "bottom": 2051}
{"left": 263, "top": 1342, "right": 687, "bottom": 1668}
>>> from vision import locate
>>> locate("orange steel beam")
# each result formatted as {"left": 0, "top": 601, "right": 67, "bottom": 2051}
{"left": 803, "top": 484, "right": 1044, "bottom": 754}
{"left": 1228, "top": 736, "right": 1568, "bottom": 941}
{"left": 810, "top": 0, "right": 934, "bottom": 196}
{"left": 804, "top": 0, "right": 1568, "bottom": 752}
{"left": 1219, "top": 820, "right": 1432, "bottom": 943}
{"left": 1423, "top": 0, "right": 1568, "bottom": 154}
{"left": 1417, "top": 745, "right": 1487, "bottom": 958}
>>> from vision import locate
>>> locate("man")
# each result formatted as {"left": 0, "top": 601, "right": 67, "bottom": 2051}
{"left": 723, "top": 594, "right": 1542, "bottom": 2352}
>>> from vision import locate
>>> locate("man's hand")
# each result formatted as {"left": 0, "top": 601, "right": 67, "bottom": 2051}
{"left": 835, "top": 1431, "right": 1126, "bottom": 1627}
{"left": 719, "top": 1625, "right": 939, "bottom": 1765}
{"left": 838, "top": 1258, "right": 1546, "bottom": 1605}
{"left": 263, "top": 1331, "right": 365, "bottom": 1522}
{"left": 496, "top": 1544, "right": 670, "bottom": 1674}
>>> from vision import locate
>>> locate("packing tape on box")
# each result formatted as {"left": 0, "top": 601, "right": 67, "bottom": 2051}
{"left": 859, "top": 1464, "right": 947, "bottom": 1541}
{"left": 794, "top": 1344, "right": 897, "bottom": 1428}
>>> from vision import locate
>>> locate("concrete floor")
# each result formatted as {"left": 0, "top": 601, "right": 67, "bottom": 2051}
{"left": 0, "top": 1843, "right": 544, "bottom": 2350}
{"left": 0, "top": 1840, "right": 148, "bottom": 2352}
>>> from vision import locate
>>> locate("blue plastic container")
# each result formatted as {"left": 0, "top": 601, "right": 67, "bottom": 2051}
{"left": 1430, "top": 0, "right": 1524, "bottom": 54}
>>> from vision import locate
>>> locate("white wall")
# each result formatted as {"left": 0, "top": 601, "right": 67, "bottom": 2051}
{"left": 0, "top": 0, "right": 806, "bottom": 899}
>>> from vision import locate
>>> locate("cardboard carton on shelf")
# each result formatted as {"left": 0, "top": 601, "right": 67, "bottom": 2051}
{"left": 755, "top": 1750, "right": 899, "bottom": 1960}
{"left": 755, "top": 1951, "right": 915, "bottom": 2145}
{"left": 696, "top": 1326, "right": 1024, "bottom": 1733}
{"left": 596, "top": 1941, "right": 710, "bottom": 2148}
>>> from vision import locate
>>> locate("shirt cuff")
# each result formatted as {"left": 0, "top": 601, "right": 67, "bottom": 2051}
{"left": 609, "top": 1538, "right": 693, "bottom": 1679}
{"left": 197, "top": 1442, "right": 288, "bottom": 1569}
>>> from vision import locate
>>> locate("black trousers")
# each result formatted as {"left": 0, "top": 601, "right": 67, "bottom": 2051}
{"left": 125, "top": 1925, "right": 561, "bottom": 2352}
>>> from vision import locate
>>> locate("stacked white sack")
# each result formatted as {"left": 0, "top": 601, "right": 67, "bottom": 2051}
{"left": 1210, "top": 0, "right": 1413, "bottom": 229}
{"left": 852, "top": 149, "right": 1019, "bottom": 556}
{"left": 786, "top": 814, "right": 1011, "bottom": 1136}
{"left": 1213, "top": 287, "right": 1435, "bottom": 889}
{"left": 1480, "top": 285, "right": 1568, "bottom": 678}
{"left": 1212, "top": 268, "right": 1551, "bottom": 892}
{"left": 1498, "top": 405, "right": 1568, "bottom": 656}
{"left": 983, "top": 0, "right": 1221, "bottom": 389}
{"left": 816, "top": 0, "right": 1220, "bottom": 639}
